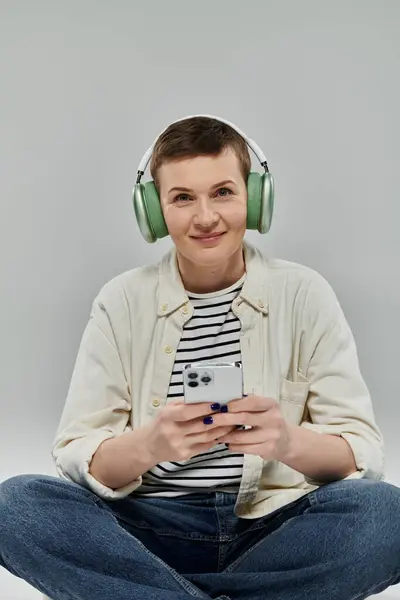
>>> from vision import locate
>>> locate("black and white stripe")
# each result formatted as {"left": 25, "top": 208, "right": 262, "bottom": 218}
{"left": 136, "top": 274, "right": 246, "bottom": 497}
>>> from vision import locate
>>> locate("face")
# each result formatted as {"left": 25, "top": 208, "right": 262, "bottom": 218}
{"left": 158, "top": 147, "right": 247, "bottom": 268}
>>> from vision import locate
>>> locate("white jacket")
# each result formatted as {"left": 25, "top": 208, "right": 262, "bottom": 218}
{"left": 51, "top": 241, "right": 385, "bottom": 518}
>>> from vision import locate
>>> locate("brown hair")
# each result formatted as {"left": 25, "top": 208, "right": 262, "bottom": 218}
{"left": 149, "top": 116, "right": 251, "bottom": 191}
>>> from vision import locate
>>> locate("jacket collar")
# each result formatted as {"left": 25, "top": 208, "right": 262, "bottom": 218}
{"left": 157, "top": 240, "right": 269, "bottom": 317}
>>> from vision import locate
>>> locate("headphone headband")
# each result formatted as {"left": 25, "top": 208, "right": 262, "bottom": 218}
{"left": 136, "top": 113, "right": 269, "bottom": 184}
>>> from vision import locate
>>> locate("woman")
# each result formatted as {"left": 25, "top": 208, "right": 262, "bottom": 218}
{"left": 1, "top": 115, "right": 399, "bottom": 600}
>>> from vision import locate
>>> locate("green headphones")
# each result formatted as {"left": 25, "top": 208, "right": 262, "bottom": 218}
{"left": 132, "top": 114, "right": 275, "bottom": 244}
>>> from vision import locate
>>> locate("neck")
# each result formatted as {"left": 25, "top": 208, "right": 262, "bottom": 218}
{"left": 177, "top": 245, "right": 246, "bottom": 294}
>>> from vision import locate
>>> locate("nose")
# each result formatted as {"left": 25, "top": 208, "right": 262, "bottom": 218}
{"left": 193, "top": 198, "right": 219, "bottom": 228}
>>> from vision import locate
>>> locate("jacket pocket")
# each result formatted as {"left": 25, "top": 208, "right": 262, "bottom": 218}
{"left": 279, "top": 372, "right": 310, "bottom": 425}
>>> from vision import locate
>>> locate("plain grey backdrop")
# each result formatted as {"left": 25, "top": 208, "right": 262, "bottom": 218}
{"left": 1, "top": 1, "right": 399, "bottom": 598}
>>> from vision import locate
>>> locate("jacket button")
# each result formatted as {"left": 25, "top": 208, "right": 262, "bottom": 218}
{"left": 164, "top": 345, "right": 173, "bottom": 354}
{"left": 161, "top": 303, "right": 168, "bottom": 312}
{"left": 152, "top": 399, "right": 160, "bottom": 407}
{"left": 182, "top": 305, "right": 189, "bottom": 315}
{"left": 258, "top": 300, "right": 265, "bottom": 308}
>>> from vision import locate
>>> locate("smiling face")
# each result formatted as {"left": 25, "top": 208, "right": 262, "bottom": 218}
{"left": 158, "top": 146, "right": 248, "bottom": 270}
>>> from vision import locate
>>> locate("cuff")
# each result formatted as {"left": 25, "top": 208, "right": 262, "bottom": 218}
{"left": 52, "top": 430, "right": 143, "bottom": 500}
{"left": 300, "top": 423, "right": 385, "bottom": 487}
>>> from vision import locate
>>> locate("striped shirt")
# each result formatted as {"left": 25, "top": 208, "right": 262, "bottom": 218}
{"left": 136, "top": 273, "right": 246, "bottom": 496}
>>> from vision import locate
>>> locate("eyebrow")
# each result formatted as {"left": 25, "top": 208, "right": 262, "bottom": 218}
{"left": 167, "top": 179, "right": 237, "bottom": 195}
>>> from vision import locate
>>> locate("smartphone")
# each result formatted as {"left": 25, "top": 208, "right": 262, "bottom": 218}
{"left": 183, "top": 361, "right": 243, "bottom": 405}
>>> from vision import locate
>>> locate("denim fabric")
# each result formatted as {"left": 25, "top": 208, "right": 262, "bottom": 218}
{"left": 1, "top": 474, "right": 399, "bottom": 600}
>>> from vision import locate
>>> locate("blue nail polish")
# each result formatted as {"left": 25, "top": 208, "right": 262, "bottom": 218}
{"left": 210, "top": 403, "right": 221, "bottom": 411}
{"left": 220, "top": 405, "right": 228, "bottom": 413}
{"left": 203, "top": 416, "right": 213, "bottom": 425}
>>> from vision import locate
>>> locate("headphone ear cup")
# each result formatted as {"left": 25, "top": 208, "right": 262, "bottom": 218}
{"left": 246, "top": 172, "right": 275, "bottom": 234}
{"left": 246, "top": 172, "right": 262, "bottom": 231}
{"left": 143, "top": 182, "right": 169, "bottom": 240}
{"left": 132, "top": 181, "right": 169, "bottom": 243}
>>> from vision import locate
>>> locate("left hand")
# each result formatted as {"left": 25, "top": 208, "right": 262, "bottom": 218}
{"left": 214, "top": 394, "right": 292, "bottom": 461}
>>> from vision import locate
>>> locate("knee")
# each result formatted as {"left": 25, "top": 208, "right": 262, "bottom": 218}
{"left": 1, "top": 473, "right": 52, "bottom": 501}
{"left": 351, "top": 478, "right": 400, "bottom": 519}
{"left": 348, "top": 479, "right": 400, "bottom": 567}
{"left": 1, "top": 473, "right": 37, "bottom": 500}
{"left": 0, "top": 474, "right": 60, "bottom": 519}
{"left": 1, "top": 474, "right": 72, "bottom": 542}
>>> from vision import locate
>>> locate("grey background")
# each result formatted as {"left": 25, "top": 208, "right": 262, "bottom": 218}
{"left": 1, "top": 1, "right": 399, "bottom": 598}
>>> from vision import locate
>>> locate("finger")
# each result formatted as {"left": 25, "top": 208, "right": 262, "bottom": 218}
{"left": 226, "top": 395, "right": 277, "bottom": 413}
{"left": 167, "top": 400, "right": 221, "bottom": 422}
{"left": 217, "top": 428, "right": 266, "bottom": 445}
{"left": 183, "top": 410, "right": 245, "bottom": 435}
{"left": 222, "top": 442, "right": 265, "bottom": 456}
{"left": 186, "top": 425, "right": 235, "bottom": 444}
{"left": 208, "top": 410, "right": 263, "bottom": 429}
{"left": 186, "top": 425, "right": 235, "bottom": 441}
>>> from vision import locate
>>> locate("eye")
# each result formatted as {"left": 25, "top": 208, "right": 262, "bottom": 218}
{"left": 215, "top": 187, "right": 233, "bottom": 197}
{"left": 173, "top": 193, "right": 192, "bottom": 203}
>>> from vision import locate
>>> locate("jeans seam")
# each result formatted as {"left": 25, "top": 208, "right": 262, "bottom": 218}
{"left": 223, "top": 527, "right": 270, "bottom": 574}
{"left": 102, "top": 508, "right": 209, "bottom": 598}
{"left": 215, "top": 498, "right": 225, "bottom": 572}
{"left": 223, "top": 496, "right": 313, "bottom": 573}
{"left": 114, "top": 516, "right": 221, "bottom": 541}
{"left": 135, "top": 536, "right": 209, "bottom": 597}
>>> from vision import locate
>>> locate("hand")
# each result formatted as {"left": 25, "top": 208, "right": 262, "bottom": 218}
{"left": 211, "top": 394, "right": 292, "bottom": 461}
{"left": 145, "top": 400, "right": 237, "bottom": 464}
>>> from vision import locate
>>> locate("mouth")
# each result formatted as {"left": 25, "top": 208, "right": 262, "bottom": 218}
{"left": 191, "top": 232, "right": 226, "bottom": 242}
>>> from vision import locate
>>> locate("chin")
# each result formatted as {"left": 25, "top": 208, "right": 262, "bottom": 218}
{"left": 190, "top": 250, "right": 226, "bottom": 267}
{"left": 179, "top": 235, "right": 243, "bottom": 266}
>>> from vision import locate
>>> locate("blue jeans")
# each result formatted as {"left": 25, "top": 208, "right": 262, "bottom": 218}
{"left": 0, "top": 474, "right": 399, "bottom": 600}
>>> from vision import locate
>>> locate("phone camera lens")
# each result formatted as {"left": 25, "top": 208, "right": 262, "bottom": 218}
{"left": 201, "top": 376, "right": 211, "bottom": 383}
{"left": 188, "top": 381, "right": 198, "bottom": 387}
{"left": 188, "top": 372, "right": 198, "bottom": 379}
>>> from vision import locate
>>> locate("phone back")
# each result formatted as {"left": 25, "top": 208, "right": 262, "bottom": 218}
{"left": 183, "top": 361, "right": 243, "bottom": 404}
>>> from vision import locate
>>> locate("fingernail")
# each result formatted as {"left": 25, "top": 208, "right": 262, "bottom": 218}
{"left": 203, "top": 416, "right": 214, "bottom": 425}
{"left": 220, "top": 405, "right": 228, "bottom": 413}
{"left": 210, "top": 403, "right": 221, "bottom": 411}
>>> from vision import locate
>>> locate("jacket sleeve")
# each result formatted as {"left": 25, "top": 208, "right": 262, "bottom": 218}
{"left": 51, "top": 293, "right": 143, "bottom": 500}
{"left": 299, "top": 274, "right": 385, "bottom": 487}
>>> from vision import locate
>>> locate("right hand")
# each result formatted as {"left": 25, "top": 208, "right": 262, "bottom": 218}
{"left": 144, "top": 399, "right": 237, "bottom": 464}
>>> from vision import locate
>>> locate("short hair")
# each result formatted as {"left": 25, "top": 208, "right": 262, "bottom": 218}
{"left": 149, "top": 116, "right": 251, "bottom": 191}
